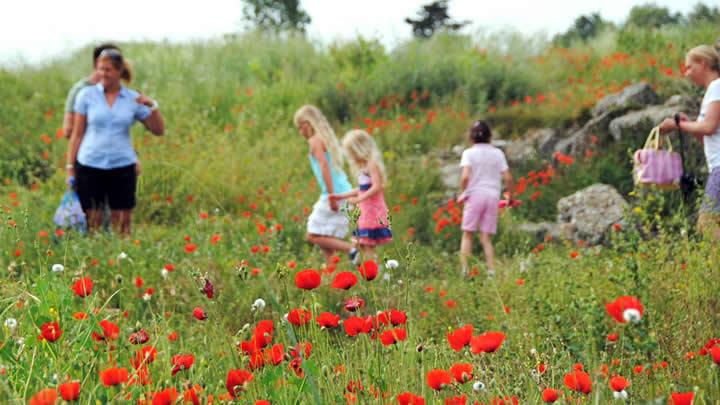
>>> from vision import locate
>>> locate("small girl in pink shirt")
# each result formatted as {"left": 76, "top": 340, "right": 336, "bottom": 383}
{"left": 457, "top": 120, "right": 513, "bottom": 277}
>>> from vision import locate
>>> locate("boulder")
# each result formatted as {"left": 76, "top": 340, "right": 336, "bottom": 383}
{"left": 517, "top": 222, "right": 566, "bottom": 241}
{"left": 439, "top": 161, "right": 461, "bottom": 190}
{"left": 557, "top": 184, "right": 627, "bottom": 244}
{"left": 608, "top": 95, "right": 700, "bottom": 143}
{"left": 591, "top": 82, "right": 661, "bottom": 118}
{"left": 495, "top": 128, "right": 562, "bottom": 163}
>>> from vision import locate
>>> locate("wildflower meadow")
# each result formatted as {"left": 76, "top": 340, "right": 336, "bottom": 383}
{"left": 1, "top": 19, "right": 720, "bottom": 405}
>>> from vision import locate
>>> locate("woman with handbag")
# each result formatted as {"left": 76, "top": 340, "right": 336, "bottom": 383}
{"left": 66, "top": 49, "right": 165, "bottom": 235}
{"left": 659, "top": 45, "right": 720, "bottom": 239}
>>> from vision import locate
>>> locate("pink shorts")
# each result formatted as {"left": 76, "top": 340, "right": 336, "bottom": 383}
{"left": 461, "top": 194, "right": 499, "bottom": 234}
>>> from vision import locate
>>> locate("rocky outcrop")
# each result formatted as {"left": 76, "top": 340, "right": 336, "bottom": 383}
{"left": 497, "top": 128, "right": 562, "bottom": 163}
{"left": 608, "top": 95, "right": 700, "bottom": 142}
{"left": 558, "top": 83, "right": 662, "bottom": 157}
{"left": 556, "top": 184, "right": 627, "bottom": 244}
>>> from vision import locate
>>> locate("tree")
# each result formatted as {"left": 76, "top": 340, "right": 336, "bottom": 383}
{"left": 687, "top": 2, "right": 720, "bottom": 24}
{"left": 405, "top": 1, "right": 469, "bottom": 39}
{"left": 624, "top": 3, "right": 682, "bottom": 29}
{"left": 553, "top": 12, "right": 613, "bottom": 46}
{"left": 242, "top": 0, "right": 311, "bottom": 33}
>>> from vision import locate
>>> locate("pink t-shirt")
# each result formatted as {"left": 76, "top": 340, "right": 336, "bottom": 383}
{"left": 459, "top": 143, "right": 509, "bottom": 199}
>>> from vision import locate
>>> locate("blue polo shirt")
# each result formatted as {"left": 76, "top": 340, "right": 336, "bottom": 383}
{"left": 74, "top": 83, "right": 151, "bottom": 169}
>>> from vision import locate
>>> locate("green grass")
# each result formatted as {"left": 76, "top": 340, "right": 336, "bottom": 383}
{"left": 1, "top": 24, "right": 720, "bottom": 403}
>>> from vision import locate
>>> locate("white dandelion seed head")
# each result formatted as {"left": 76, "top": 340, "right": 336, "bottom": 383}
{"left": 4, "top": 318, "right": 17, "bottom": 332}
{"left": 142, "top": 293, "right": 152, "bottom": 302}
{"left": 530, "top": 348, "right": 538, "bottom": 356}
{"left": 51, "top": 264, "right": 64, "bottom": 273}
{"left": 472, "top": 381, "right": 485, "bottom": 392}
{"left": 397, "top": 279, "right": 403, "bottom": 285}
{"left": 383, "top": 273, "right": 391, "bottom": 282}
{"left": 623, "top": 308, "right": 642, "bottom": 323}
{"left": 161, "top": 268, "right": 169, "bottom": 279}
{"left": 385, "top": 259, "right": 399, "bottom": 269}
{"left": 117, "top": 252, "right": 128, "bottom": 260}
{"left": 252, "top": 298, "right": 266, "bottom": 312}
{"left": 613, "top": 390, "right": 628, "bottom": 399}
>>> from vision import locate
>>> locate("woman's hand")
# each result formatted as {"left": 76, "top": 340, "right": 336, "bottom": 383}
{"left": 66, "top": 167, "right": 76, "bottom": 188}
{"left": 329, "top": 199, "right": 340, "bottom": 211}
{"left": 658, "top": 118, "right": 677, "bottom": 133}
{"left": 136, "top": 94, "right": 156, "bottom": 108}
{"left": 347, "top": 196, "right": 361, "bottom": 205}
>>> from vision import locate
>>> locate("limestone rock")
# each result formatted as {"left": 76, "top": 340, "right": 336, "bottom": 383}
{"left": 557, "top": 184, "right": 627, "bottom": 244}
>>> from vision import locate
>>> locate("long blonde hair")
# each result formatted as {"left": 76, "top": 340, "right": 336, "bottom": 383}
{"left": 342, "top": 129, "right": 387, "bottom": 185}
{"left": 293, "top": 105, "right": 344, "bottom": 172}
{"left": 687, "top": 45, "right": 720, "bottom": 73}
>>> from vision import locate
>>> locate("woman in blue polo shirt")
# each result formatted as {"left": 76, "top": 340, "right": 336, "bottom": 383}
{"left": 66, "top": 49, "right": 164, "bottom": 235}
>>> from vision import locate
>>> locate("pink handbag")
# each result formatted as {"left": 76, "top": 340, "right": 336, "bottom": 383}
{"left": 633, "top": 127, "right": 683, "bottom": 189}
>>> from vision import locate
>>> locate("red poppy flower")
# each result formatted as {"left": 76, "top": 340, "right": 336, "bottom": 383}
{"left": 344, "top": 316, "right": 373, "bottom": 336}
{"left": 316, "top": 312, "right": 340, "bottom": 328}
{"left": 129, "top": 329, "right": 150, "bottom": 345}
{"left": 710, "top": 345, "right": 720, "bottom": 365}
{"left": 193, "top": 307, "right": 207, "bottom": 321}
{"left": 290, "top": 341, "right": 312, "bottom": 359}
{"left": 449, "top": 363, "right": 472, "bottom": 383}
{"left": 426, "top": 369, "right": 452, "bottom": 390}
{"left": 38, "top": 321, "right": 62, "bottom": 342}
{"left": 287, "top": 308, "right": 312, "bottom": 326}
{"left": 294, "top": 269, "right": 321, "bottom": 290}
{"left": 563, "top": 370, "right": 592, "bottom": 394}
{"left": 379, "top": 328, "right": 407, "bottom": 346}
{"left": 344, "top": 296, "right": 365, "bottom": 312}
{"left": 133, "top": 346, "right": 158, "bottom": 367}
{"left": 447, "top": 324, "right": 473, "bottom": 351}
{"left": 152, "top": 387, "right": 179, "bottom": 405}
{"left": 670, "top": 392, "right": 694, "bottom": 405}
{"left": 264, "top": 343, "right": 284, "bottom": 365}
{"left": 71, "top": 277, "right": 93, "bottom": 298}
{"left": 541, "top": 388, "right": 559, "bottom": 403}
{"left": 29, "top": 388, "right": 57, "bottom": 405}
{"left": 100, "top": 367, "right": 129, "bottom": 387}
{"left": 92, "top": 320, "right": 120, "bottom": 341}
{"left": 331, "top": 271, "right": 358, "bottom": 290}
{"left": 202, "top": 278, "right": 214, "bottom": 299}
{"left": 171, "top": 354, "right": 195, "bottom": 376}
{"left": 605, "top": 296, "right": 644, "bottom": 323}
{"left": 226, "top": 369, "right": 254, "bottom": 398}
{"left": 358, "top": 260, "right": 378, "bottom": 281}
{"left": 607, "top": 333, "right": 619, "bottom": 342}
{"left": 609, "top": 375, "right": 629, "bottom": 391}
{"left": 184, "top": 243, "right": 197, "bottom": 254}
{"left": 253, "top": 320, "right": 274, "bottom": 348}
{"left": 59, "top": 381, "right": 80, "bottom": 401}
{"left": 470, "top": 331, "right": 505, "bottom": 354}
{"left": 397, "top": 392, "right": 425, "bottom": 405}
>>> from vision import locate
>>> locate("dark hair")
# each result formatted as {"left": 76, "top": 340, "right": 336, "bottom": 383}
{"left": 469, "top": 120, "right": 492, "bottom": 143}
{"left": 93, "top": 43, "right": 121, "bottom": 66}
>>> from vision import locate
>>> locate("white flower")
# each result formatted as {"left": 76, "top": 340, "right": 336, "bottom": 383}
{"left": 385, "top": 259, "right": 399, "bottom": 269}
{"left": 383, "top": 273, "right": 391, "bottom": 282}
{"left": 161, "top": 268, "right": 169, "bottom": 279}
{"left": 117, "top": 252, "right": 128, "bottom": 260}
{"left": 530, "top": 348, "right": 537, "bottom": 356}
{"left": 472, "top": 381, "right": 485, "bottom": 392}
{"left": 282, "top": 313, "right": 289, "bottom": 323}
{"left": 252, "top": 298, "right": 266, "bottom": 312}
{"left": 397, "top": 279, "right": 403, "bottom": 285}
{"left": 142, "top": 293, "right": 152, "bottom": 302}
{"left": 613, "top": 390, "right": 628, "bottom": 400}
{"left": 622, "top": 308, "right": 642, "bottom": 323}
{"left": 15, "top": 337, "right": 24, "bottom": 347}
{"left": 4, "top": 318, "right": 17, "bottom": 332}
{"left": 51, "top": 264, "right": 64, "bottom": 273}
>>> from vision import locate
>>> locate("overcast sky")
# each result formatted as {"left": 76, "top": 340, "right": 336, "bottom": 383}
{"left": 0, "top": 0, "right": 702, "bottom": 66}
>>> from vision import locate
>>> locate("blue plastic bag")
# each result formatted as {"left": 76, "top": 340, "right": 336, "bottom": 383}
{"left": 53, "top": 188, "right": 87, "bottom": 232}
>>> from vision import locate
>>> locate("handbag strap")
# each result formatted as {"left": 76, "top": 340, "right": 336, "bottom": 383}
{"left": 644, "top": 127, "right": 660, "bottom": 150}
{"left": 674, "top": 113, "right": 687, "bottom": 172}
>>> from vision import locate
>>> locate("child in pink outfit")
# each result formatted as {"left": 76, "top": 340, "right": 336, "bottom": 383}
{"left": 457, "top": 120, "right": 513, "bottom": 277}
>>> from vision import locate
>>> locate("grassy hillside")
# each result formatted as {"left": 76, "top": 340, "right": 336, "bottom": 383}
{"left": 0, "top": 23, "right": 719, "bottom": 403}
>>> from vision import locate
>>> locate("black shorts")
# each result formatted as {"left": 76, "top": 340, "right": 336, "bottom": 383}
{"left": 75, "top": 163, "right": 137, "bottom": 211}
